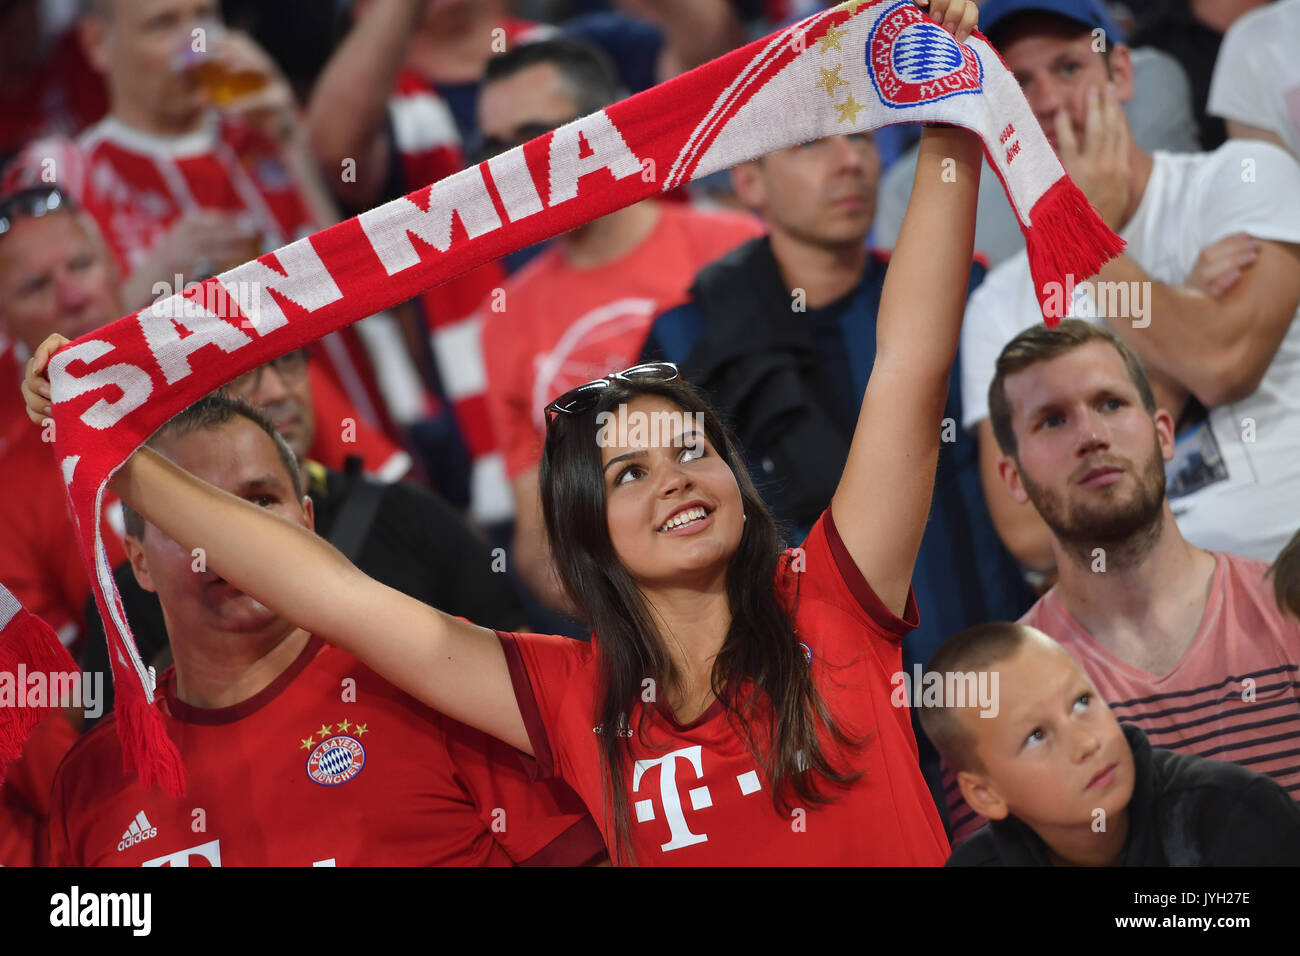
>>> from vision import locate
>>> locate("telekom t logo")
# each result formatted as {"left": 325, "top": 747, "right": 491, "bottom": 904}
{"left": 632, "top": 745, "right": 765, "bottom": 852}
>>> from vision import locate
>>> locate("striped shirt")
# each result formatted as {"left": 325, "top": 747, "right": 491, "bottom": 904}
{"left": 945, "top": 551, "right": 1300, "bottom": 845}
{"left": 383, "top": 22, "right": 542, "bottom": 524}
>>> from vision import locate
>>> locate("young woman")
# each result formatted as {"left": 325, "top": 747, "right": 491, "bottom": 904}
{"left": 24, "top": 0, "right": 983, "bottom": 865}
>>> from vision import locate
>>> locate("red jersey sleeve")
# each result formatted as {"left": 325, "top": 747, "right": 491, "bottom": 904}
{"left": 785, "top": 508, "right": 920, "bottom": 643}
{"left": 438, "top": 713, "right": 605, "bottom": 865}
{"left": 495, "top": 631, "right": 594, "bottom": 781}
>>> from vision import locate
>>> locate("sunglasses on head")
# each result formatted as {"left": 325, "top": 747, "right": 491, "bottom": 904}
{"left": 0, "top": 187, "right": 71, "bottom": 239}
{"left": 543, "top": 362, "right": 681, "bottom": 426}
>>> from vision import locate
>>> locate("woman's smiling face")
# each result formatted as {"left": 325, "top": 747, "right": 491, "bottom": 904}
{"left": 599, "top": 394, "right": 745, "bottom": 589}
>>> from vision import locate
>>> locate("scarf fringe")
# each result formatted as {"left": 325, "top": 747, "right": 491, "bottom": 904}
{"left": 114, "top": 689, "right": 186, "bottom": 798}
{"left": 0, "top": 607, "right": 78, "bottom": 784}
{"left": 1023, "top": 177, "right": 1126, "bottom": 326}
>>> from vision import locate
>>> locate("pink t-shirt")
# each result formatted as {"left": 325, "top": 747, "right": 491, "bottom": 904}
{"left": 944, "top": 552, "right": 1300, "bottom": 845}
{"left": 481, "top": 201, "right": 762, "bottom": 480}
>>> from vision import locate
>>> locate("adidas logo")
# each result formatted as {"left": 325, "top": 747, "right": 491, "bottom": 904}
{"left": 117, "top": 811, "right": 158, "bottom": 852}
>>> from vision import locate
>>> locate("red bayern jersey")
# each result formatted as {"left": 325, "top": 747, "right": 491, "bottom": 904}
{"left": 49, "top": 636, "right": 604, "bottom": 866}
{"left": 497, "top": 510, "right": 951, "bottom": 865}
{"left": 67, "top": 114, "right": 314, "bottom": 277}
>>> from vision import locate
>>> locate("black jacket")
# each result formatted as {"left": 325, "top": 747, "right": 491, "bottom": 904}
{"left": 948, "top": 724, "right": 1300, "bottom": 866}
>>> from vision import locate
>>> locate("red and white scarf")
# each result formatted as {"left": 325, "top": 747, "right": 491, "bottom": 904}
{"left": 3, "top": 0, "right": 1122, "bottom": 794}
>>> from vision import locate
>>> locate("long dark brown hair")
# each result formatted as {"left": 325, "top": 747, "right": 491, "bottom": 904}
{"left": 540, "top": 377, "right": 862, "bottom": 863}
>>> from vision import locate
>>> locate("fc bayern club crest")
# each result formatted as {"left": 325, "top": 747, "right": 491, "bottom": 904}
{"left": 307, "top": 735, "right": 366, "bottom": 786}
{"left": 866, "top": 0, "right": 983, "bottom": 109}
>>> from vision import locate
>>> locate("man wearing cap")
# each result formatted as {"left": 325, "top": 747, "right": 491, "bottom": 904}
{"left": 958, "top": 0, "right": 1300, "bottom": 572}
{"left": 875, "top": 0, "right": 1200, "bottom": 268}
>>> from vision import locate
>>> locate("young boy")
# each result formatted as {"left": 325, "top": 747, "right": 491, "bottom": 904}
{"left": 920, "top": 623, "right": 1300, "bottom": 865}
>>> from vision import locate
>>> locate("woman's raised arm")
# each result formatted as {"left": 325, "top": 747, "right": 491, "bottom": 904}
{"left": 23, "top": 335, "right": 532, "bottom": 755}
{"left": 830, "top": 0, "right": 983, "bottom": 616}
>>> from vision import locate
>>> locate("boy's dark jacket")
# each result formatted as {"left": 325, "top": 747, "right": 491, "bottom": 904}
{"left": 948, "top": 724, "right": 1300, "bottom": 865}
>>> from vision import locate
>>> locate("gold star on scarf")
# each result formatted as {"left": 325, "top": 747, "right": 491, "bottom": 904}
{"left": 300, "top": 736, "right": 314, "bottom": 750}
{"left": 317, "top": 723, "right": 333, "bottom": 738}
{"left": 815, "top": 65, "right": 848, "bottom": 98}
{"left": 836, "top": 94, "right": 865, "bottom": 124}
{"left": 353, "top": 723, "right": 369, "bottom": 737}
{"left": 338, "top": 718, "right": 351, "bottom": 734}
{"left": 818, "top": 24, "right": 849, "bottom": 54}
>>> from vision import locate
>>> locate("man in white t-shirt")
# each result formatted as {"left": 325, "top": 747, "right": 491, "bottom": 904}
{"left": 1207, "top": 0, "right": 1300, "bottom": 157}
{"left": 961, "top": 0, "right": 1300, "bottom": 569}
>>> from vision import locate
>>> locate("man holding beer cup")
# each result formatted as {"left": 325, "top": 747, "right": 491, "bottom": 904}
{"left": 3, "top": 0, "right": 338, "bottom": 308}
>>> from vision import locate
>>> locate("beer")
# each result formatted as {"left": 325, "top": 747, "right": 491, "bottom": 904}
{"left": 190, "top": 60, "right": 268, "bottom": 107}
{"left": 173, "top": 21, "right": 267, "bottom": 107}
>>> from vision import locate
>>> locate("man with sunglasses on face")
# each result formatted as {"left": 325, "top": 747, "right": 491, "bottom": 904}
{"left": 81, "top": 346, "right": 530, "bottom": 725}
{"left": 473, "top": 37, "right": 762, "bottom": 616}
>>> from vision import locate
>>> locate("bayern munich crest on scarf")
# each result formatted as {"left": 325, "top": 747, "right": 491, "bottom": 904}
{"left": 868, "top": 0, "right": 984, "bottom": 108}
{"left": 307, "top": 735, "right": 367, "bottom": 786}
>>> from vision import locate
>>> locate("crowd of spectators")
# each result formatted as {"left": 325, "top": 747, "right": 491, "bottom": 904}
{"left": 1, "top": 0, "right": 1298, "bottom": 866}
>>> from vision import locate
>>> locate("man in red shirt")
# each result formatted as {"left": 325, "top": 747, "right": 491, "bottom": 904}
{"left": 475, "top": 39, "right": 762, "bottom": 609}
{"left": 50, "top": 393, "right": 603, "bottom": 866}
{"left": 306, "top": 4, "right": 748, "bottom": 529}
{"left": 0, "top": 188, "right": 125, "bottom": 867}
{"left": 0, "top": 189, "right": 126, "bottom": 647}
{"left": 0, "top": 189, "right": 402, "bottom": 867}
{"left": 26, "top": 0, "right": 336, "bottom": 300}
